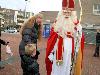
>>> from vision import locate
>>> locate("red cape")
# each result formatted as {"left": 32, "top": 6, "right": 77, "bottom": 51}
{"left": 81, "top": 32, "right": 85, "bottom": 68}
{"left": 45, "top": 28, "right": 58, "bottom": 75}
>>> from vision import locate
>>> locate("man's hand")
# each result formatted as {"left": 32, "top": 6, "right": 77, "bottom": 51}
{"left": 31, "top": 48, "right": 36, "bottom": 57}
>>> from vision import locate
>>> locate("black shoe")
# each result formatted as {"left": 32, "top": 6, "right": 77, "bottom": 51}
{"left": 96, "top": 54, "right": 99, "bottom": 57}
{"left": 0, "top": 66, "right": 4, "bottom": 70}
{"left": 93, "top": 54, "right": 99, "bottom": 57}
{"left": 93, "top": 54, "right": 96, "bottom": 57}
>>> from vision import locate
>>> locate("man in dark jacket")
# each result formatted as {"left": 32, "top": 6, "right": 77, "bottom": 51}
{"left": 93, "top": 29, "right": 100, "bottom": 57}
{"left": 0, "top": 39, "right": 8, "bottom": 69}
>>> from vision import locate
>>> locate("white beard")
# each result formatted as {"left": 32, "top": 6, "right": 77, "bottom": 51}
{"left": 54, "top": 11, "right": 76, "bottom": 38}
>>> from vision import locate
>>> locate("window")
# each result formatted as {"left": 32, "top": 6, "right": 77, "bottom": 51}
{"left": 93, "top": 4, "right": 100, "bottom": 15}
{"left": 11, "top": 20, "right": 13, "bottom": 24}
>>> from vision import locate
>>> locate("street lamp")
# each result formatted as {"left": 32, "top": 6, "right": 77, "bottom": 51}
{"left": 24, "top": 0, "right": 28, "bottom": 18}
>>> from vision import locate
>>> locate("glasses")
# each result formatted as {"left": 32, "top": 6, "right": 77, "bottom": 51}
{"left": 63, "top": 10, "right": 71, "bottom": 13}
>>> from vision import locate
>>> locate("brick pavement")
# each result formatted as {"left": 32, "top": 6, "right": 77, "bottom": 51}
{"left": 0, "top": 33, "right": 100, "bottom": 75}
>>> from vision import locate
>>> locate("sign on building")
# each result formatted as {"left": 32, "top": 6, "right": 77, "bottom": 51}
{"left": 14, "top": 11, "right": 18, "bottom": 24}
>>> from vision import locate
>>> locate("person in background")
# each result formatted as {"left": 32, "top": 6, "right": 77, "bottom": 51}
{"left": 19, "top": 13, "right": 43, "bottom": 75}
{"left": 93, "top": 29, "right": 100, "bottom": 57}
{"left": 0, "top": 39, "right": 8, "bottom": 69}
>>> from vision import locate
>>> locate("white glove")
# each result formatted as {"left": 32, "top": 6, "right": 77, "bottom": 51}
{"left": 48, "top": 52, "right": 54, "bottom": 62}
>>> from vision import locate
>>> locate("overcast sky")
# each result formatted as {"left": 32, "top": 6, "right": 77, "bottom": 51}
{"left": 0, "top": 0, "right": 62, "bottom": 14}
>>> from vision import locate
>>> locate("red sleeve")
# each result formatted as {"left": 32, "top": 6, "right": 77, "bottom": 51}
{"left": 45, "top": 27, "right": 58, "bottom": 75}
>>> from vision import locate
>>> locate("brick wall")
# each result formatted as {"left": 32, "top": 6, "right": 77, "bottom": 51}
{"left": 80, "top": 0, "right": 100, "bottom": 25}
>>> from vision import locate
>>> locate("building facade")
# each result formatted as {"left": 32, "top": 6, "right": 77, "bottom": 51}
{"left": 0, "top": 7, "right": 34, "bottom": 30}
{"left": 0, "top": 14, "right": 4, "bottom": 27}
{"left": 0, "top": 7, "right": 15, "bottom": 28}
{"left": 81, "top": 0, "right": 100, "bottom": 29}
